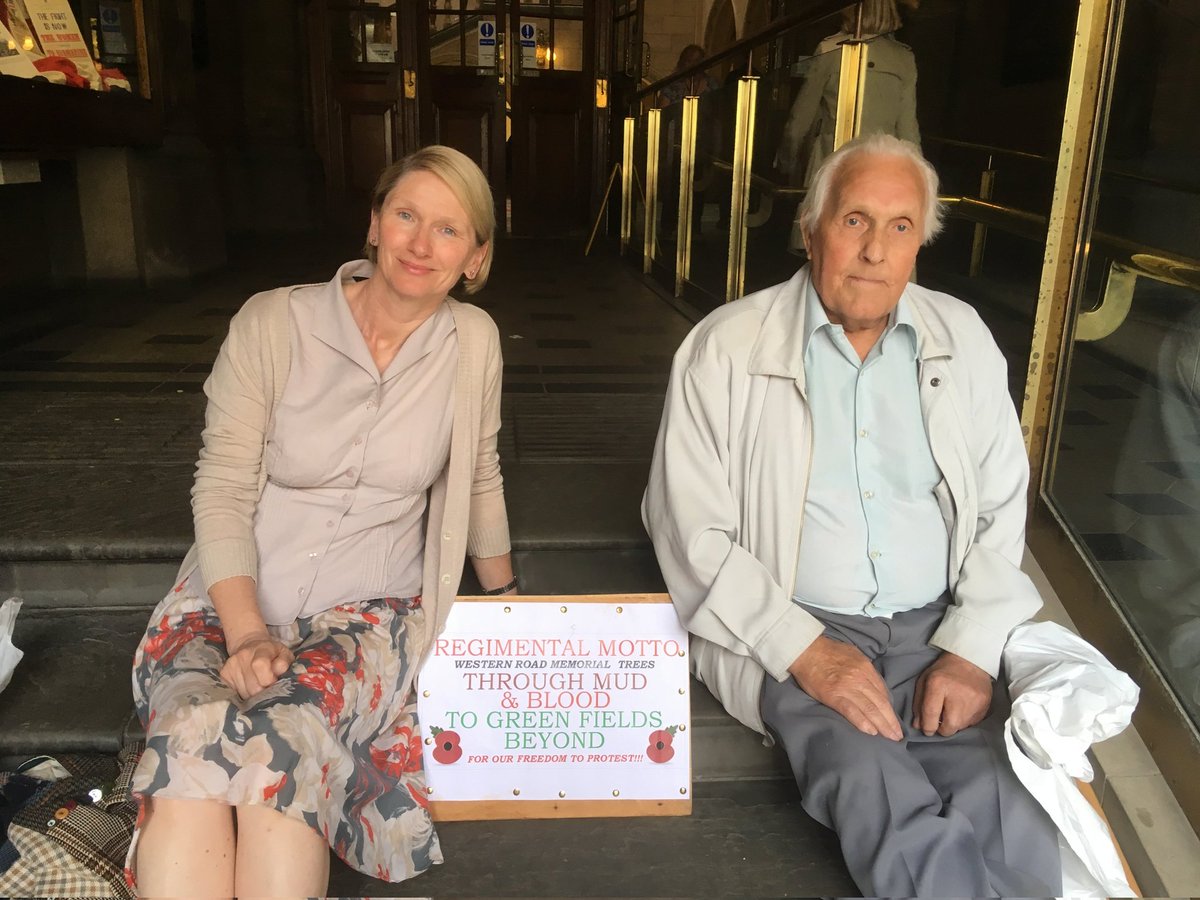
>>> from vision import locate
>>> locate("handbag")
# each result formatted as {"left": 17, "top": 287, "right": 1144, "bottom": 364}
{"left": 0, "top": 742, "right": 142, "bottom": 899}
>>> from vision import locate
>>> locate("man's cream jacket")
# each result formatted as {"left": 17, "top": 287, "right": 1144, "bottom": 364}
{"left": 642, "top": 266, "right": 1042, "bottom": 734}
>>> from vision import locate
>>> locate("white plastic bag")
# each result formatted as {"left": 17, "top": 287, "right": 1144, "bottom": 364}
{"left": 0, "top": 597, "right": 23, "bottom": 694}
{"left": 1003, "top": 620, "right": 1139, "bottom": 898}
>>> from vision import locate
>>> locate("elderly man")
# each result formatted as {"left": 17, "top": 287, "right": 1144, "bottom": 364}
{"left": 642, "top": 134, "right": 1061, "bottom": 897}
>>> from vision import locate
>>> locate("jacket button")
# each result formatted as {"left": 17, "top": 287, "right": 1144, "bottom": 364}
{"left": 441, "top": 574, "right": 452, "bottom": 585}
{"left": 930, "top": 377, "right": 941, "bottom": 387}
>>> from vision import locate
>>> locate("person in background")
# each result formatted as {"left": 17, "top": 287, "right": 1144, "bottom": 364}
{"left": 776, "top": 0, "right": 920, "bottom": 249}
{"left": 643, "top": 134, "right": 1061, "bottom": 897}
{"left": 127, "top": 145, "right": 516, "bottom": 896}
{"left": 659, "top": 44, "right": 722, "bottom": 242}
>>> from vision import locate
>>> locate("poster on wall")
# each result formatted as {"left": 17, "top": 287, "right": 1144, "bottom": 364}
{"left": 24, "top": 0, "right": 99, "bottom": 84}
{"left": 97, "top": 1, "right": 129, "bottom": 56}
{"left": 417, "top": 595, "right": 692, "bottom": 820}
{"left": 0, "top": 17, "right": 40, "bottom": 77}
{"left": 2, "top": 0, "right": 40, "bottom": 57}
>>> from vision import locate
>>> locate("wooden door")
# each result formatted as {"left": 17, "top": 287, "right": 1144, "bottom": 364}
{"left": 506, "top": 0, "right": 594, "bottom": 235}
{"left": 418, "top": 0, "right": 509, "bottom": 220}
{"left": 308, "top": 0, "right": 422, "bottom": 227}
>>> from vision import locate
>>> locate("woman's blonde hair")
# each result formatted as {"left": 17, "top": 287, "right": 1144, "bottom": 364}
{"left": 364, "top": 145, "right": 496, "bottom": 294}
{"left": 841, "top": 0, "right": 904, "bottom": 36}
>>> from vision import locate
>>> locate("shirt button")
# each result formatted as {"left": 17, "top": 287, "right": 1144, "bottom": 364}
{"left": 308, "top": 552, "right": 318, "bottom": 560}
{"left": 326, "top": 520, "right": 334, "bottom": 528}
{"left": 297, "top": 586, "right": 306, "bottom": 597}
{"left": 863, "top": 490, "right": 874, "bottom": 500}
{"left": 353, "top": 436, "right": 363, "bottom": 446}
{"left": 858, "top": 428, "right": 869, "bottom": 438}
{"left": 869, "top": 550, "right": 881, "bottom": 559}
{"left": 443, "top": 531, "right": 452, "bottom": 541}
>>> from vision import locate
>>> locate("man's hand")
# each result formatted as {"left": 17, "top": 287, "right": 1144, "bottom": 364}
{"left": 912, "top": 651, "right": 993, "bottom": 737}
{"left": 220, "top": 633, "right": 294, "bottom": 700}
{"left": 788, "top": 635, "right": 903, "bottom": 741}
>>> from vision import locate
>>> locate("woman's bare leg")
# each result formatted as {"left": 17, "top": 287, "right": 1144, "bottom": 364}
{"left": 135, "top": 796, "right": 235, "bottom": 896}
{"left": 234, "top": 803, "right": 330, "bottom": 897}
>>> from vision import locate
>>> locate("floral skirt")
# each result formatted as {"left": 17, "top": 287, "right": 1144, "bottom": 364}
{"left": 127, "top": 574, "right": 443, "bottom": 885}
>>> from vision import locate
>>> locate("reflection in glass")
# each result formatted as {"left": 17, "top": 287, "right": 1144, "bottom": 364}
{"left": 365, "top": 11, "right": 397, "bottom": 63}
{"left": 551, "top": 18, "right": 583, "bottom": 71}
{"left": 1048, "top": 0, "right": 1200, "bottom": 730}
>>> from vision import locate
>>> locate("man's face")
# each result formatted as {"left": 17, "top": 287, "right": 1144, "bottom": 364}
{"left": 803, "top": 153, "right": 926, "bottom": 334}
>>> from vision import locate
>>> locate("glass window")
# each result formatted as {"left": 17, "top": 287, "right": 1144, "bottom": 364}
{"left": 550, "top": 18, "right": 582, "bottom": 71}
{"left": 2, "top": 0, "right": 150, "bottom": 96}
{"left": 1047, "top": 0, "right": 1200, "bottom": 729}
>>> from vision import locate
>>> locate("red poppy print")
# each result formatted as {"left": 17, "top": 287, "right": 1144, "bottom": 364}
{"left": 646, "top": 725, "right": 679, "bottom": 763}
{"left": 429, "top": 725, "right": 462, "bottom": 764}
{"left": 262, "top": 772, "right": 288, "bottom": 801}
{"left": 370, "top": 725, "right": 423, "bottom": 778}
{"left": 295, "top": 644, "right": 349, "bottom": 726}
{"left": 141, "top": 612, "right": 225, "bottom": 667}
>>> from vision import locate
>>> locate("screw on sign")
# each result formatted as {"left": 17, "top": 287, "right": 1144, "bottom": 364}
{"left": 646, "top": 725, "right": 680, "bottom": 763}
{"left": 429, "top": 725, "right": 463, "bottom": 764}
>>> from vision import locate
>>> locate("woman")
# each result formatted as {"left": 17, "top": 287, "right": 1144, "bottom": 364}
{"left": 127, "top": 145, "right": 516, "bottom": 895}
{"left": 775, "top": 0, "right": 920, "bottom": 248}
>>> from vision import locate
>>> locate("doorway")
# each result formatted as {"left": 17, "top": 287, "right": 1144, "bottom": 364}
{"left": 310, "top": 0, "right": 599, "bottom": 237}
{"left": 422, "top": 0, "right": 596, "bottom": 236}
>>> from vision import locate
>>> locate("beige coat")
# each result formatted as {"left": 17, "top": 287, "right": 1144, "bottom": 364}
{"left": 777, "top": 32, "right": 920, "bottom": 188}
{"left": 643, "top": 267, "right": 1042, "bottom": 735}
{"left": 175, "top": 273, "right": 511, "bottom": 658}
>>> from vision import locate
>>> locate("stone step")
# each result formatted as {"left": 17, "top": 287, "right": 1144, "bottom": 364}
{"left": 0, "top": 605, "right": 790, "bottom": 787}
{"left": 1, "top": 546, "right": 667, "bottom": 610}
{"left": 326, "top": 779, "right": 853, "bottom": 897}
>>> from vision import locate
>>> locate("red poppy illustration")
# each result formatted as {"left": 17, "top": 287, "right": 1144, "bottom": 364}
{"left": 430, "top": 726, "right": 463, "bottom": 764}
{"left": 646, "top": 725, "right": 679, "bottom": 763}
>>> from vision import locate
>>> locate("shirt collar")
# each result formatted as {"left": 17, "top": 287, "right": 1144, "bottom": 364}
{"left": 314, "top": 259, "right": 457, "bottom": 381}
{"left": 801, "top": 278, "right": 918, "bottom": 362}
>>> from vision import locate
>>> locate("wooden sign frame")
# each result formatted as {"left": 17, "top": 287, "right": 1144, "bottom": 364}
{"left": 420, "top": 593, "right": 692, "bottom": 821}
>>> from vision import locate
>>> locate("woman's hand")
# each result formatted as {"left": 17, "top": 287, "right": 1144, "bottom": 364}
{"left": 221, "top": 633, "right": 294, "bottom": 700}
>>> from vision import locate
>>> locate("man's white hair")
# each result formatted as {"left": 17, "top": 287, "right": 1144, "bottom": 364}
{"left": 798, "top": 134, "right": 945, "bottom": 245}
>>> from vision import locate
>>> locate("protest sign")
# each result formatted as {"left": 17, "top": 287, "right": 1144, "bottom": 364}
{"left": 418, "top": 594, "right": 691, "bottom": 820}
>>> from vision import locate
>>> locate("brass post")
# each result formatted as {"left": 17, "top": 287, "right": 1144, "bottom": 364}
{"left": 675, "top": 96, "right": 699, "bottom": 297}
{"left": 969, "top": 157, "right": 996, "bottom": 277}
{"left": 833, "top": 41, "right": 867, "bottom": 150}
{"left": 1020, "top": 0, "right": 1120, "bottom": 497}
{"left": 644, "top": 108, "right": 661, "bottom": 274}
{"left": 621, "top": 116, "right": 635, "bottom": 251}
{"left": 133, "top": 0, "right": 151, "bottom": 100}
{"left": 726, "top": 77, "right": 758, "bottom": 303}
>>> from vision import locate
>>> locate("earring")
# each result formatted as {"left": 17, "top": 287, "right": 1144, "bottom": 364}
{"left": 369, "top": 236, "right": 378, "bottom": 246}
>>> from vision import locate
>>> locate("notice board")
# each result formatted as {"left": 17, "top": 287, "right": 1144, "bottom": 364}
{"left": 417, "top": 594, "right": 692, "bottom": 820}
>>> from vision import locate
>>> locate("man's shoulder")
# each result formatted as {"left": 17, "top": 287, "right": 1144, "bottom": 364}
{"left": 907, "top": 282, "right": 994, "bottom": 340}
{"left": 678, "top": 279, "right": 792, "bottom": 368}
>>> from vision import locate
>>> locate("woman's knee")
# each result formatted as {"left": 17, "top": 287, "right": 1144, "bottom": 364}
{"left": 144, "top": 795, "right": 234, "bottom": 829}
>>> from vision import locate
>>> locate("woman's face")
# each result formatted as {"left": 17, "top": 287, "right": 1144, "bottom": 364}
{"left": 368, "top": 170, "right": 488, "bottom": 308}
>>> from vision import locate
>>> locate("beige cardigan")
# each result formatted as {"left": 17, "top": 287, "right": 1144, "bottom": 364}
{"left": 174, "top": 276, "right": 511, "bottom": 655}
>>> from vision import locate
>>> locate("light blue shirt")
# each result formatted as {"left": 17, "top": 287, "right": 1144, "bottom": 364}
{"left": 792, "top": 283, "right": 950, "bottom": 617}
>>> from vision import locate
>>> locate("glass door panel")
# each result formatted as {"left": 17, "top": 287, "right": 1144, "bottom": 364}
{"left": 1045, "top": 0, "right": 1200, "bottom": 731}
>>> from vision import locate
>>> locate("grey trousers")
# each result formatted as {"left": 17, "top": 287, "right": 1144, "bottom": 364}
{"left": 761, "top": 598, "right": 1062, "bottom": 898}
